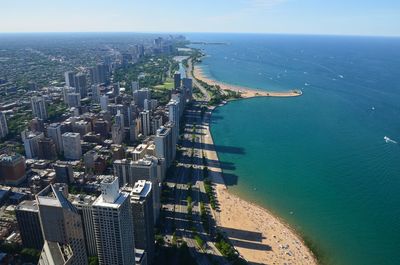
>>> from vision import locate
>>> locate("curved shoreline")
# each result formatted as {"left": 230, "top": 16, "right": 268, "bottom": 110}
{"left": 193, "top": 64, "right": 302, "bottom": 98}
{"left": 191, "top": 60, "right": 318, "bottom": 264}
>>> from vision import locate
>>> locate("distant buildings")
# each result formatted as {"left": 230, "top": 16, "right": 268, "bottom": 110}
{"left": 92, "top": 177, "right": 135, "bottom": 265}
{"left": 37, "top": 184, "right": 88, "bottom": 265}
{"left": 31, "top": 96, "right": 48, "bottom": 120}
{"left": 0, "top": 153, "right": 26, "bottom": 185}
{"left": 62, "top": 132, "right": 82, "bottom": 160}
{"left": 0, "top": 112, "right": 8, "bottom": 139}
{"left": 15, "top": 200, "right": 44, "bottom": 250}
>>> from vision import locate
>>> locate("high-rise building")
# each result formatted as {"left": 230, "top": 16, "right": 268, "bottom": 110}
{"left": 21, "top": 130, "right": 44, "bottom": 159}
{"left": 167, "top": 99, "right": 180, "bottom": 133}
{"left": 67, "top": 92, "right": 81, "bottom": 108}
{"left": 37, "top": 184, "right": 88, "bottom": 265}
{"left": 112, "top": 125, "right": 124, "bottom": 144}
{"left": 92, "top": 177, "right": 135, "bottom": 265}
{"left": 113, "top": 159, "right": 132, "bottom": 187}
{"left": 0, "top": 111, "right": 8, "bottom": 139}
{"left": 174, "top": 72, "right": 181, "bottom": 90}
{"left": 133, "top": 88, "right": 151, "bottom": 109}
{"left": 62, "top": 132, "right": 82, "bottom": 160}
{"left": 150, "top": 115, "right": 163, "bottom": 135}
{"left": 123, "top": 180, "right": 155, "bottom": 264}
{"left": 37, "top": 137, "right": 57, "bottom": 160}
{"left": 155, "top": 126, "right": 173, "bottom": 168}
{"left": 130, "top": 156, "right": 160, "bottom": 222}
{"left": 15, "top": 200, "right": 44, "bottom": 250}
{"left": 131, "top": 81, "right": 139, "bottom": 93}
{"left": 182, "top": 78, "right": 193, "bottom": 102}
{"left": 70, "top": 194, "right": 98, "bottom": 257}
{"left": 91, "top": 84, "right": 101, "bottom": 103}
{"left": 100, "top": 95, "right": 109, "bottom": 111}
{"left": 90, "top": 63, "right": 110, "bottom": 85}
{"left": 64, "top": 71, "right": 76, "bottom": 88}
{"left": 47, "top": 123, "right": 63, "bottom": 153}
{"left": 31, "top": 96, "right": 48, "bottom": 120}
{"left": 140, "top": 110, "right": 150, "bottom": 137}
{"left": 74, "top": 73, "right": 88, "bottom": 98}
{"left": 0, "top": 153, "right": 26, "bottom": 185}
{"left": 53, "top": 162, "right": 73, "bottom": 184}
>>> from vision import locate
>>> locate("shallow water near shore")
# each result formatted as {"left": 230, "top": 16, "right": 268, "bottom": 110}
{"left": 189, "top": 34, "right": 400, "bottom": 265}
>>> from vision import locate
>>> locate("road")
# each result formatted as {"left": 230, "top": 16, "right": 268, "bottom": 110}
{"left": 161, "top": 101, "right": 229, "bottom": 265}
{"left": 186, "top": 59, "right": 211, "bottom": 101}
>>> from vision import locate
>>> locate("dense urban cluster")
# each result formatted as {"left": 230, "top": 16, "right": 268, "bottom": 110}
{"left": 0, "top": 34, "right": 196, "bottom": 265}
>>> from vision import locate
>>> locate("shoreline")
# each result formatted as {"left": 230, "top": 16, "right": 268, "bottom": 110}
{"left": 190, "top": 59, "right": 318, "bottom": 264}
{"left": 203, "top": 106, "right": 318, "bottom": 265}
{"left": 193, "top": 64, "right": 302, "bottom": 98}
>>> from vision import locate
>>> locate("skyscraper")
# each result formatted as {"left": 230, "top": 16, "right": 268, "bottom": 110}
{"left": 90, "top": 63, "right": 110, "bottom": 85}
{"left": 74, "top": 73, "right": 88, "bottom": 98}
{"left": 140, "top": 110, "right": 150, "bottom": 137}
{"left": 21, "top": 130, "right": 44, "bottom": 159}
{"left": 123, "top": 180, "right": 155, "bottom": 265}
{"left": 64, "top": 71, "right": 76, "bottom": 88}
{"left": 31, "top": 96, "right": 48, "bottom": 120}
{"left": 0, "top": 111, "right": 8, "bottom": 139}
{"left": 47, "top": 123, "right": 64, "bottom": 154}
{"left": 15, "top": 200, "right": 44, "bottom": 250}
{"left": 62, "top": 132, "right": 82, "bottom": 160}
{"left": 167, "top": 99, "right": 180, "bottom": 133}
{"left": 67, "top": 92, "right": 81, "bottom": 108}
{"left": 155, "top": 126, "right": 173, "bottom": 168}
{"left": 100, "top": 95, "right": 109, "bottom": 111}
{"left": 70, "top": 194, "right": 98, "bottom": 257}
{"left": 174, "top": 72, "right": 181, "bottom": 90}
{"left": 37, "top": 184, "right": 88, "bottom": 265}
{"left": 130, "top": 156, "right": 160, "bottom": 222}
{"left": 133, "top": 88, "right": 151, "bottom": 109}
{"left": 92, "top": 177, "right": 135, "bottom": 265}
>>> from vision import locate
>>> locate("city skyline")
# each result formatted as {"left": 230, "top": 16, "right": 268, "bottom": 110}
{"left": 0, "top": 0, "right": 400, "bottom": 36}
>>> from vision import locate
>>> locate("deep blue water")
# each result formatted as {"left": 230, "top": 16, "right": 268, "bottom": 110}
{"left": 189, "top": 34, "right": 400, "bottom": 265}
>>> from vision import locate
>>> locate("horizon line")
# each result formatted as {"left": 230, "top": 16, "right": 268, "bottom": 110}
{"left": 0, "top": 31, "right": 399, "bottom": 38}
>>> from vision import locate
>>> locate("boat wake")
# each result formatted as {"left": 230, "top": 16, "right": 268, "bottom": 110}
{"left": 384, "top": 136, "right": 397, "bottom": 144}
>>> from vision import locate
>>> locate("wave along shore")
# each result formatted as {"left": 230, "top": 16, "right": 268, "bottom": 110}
{"left": 192, "top": 61, "right": 318, "bottom": 264}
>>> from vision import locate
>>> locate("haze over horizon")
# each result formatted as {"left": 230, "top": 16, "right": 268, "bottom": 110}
{"left": 1, "top": 0, "right": 400, "bottom": 36}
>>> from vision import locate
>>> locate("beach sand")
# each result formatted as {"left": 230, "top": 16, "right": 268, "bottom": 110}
{"left": 202, "top": 108, "right": 317, "bottom": 265}
{"left": 190, "top": 58, "right": 316, "bottom": 264}
{"left": 193, "top": 65, "right": 302, "bottom": 98}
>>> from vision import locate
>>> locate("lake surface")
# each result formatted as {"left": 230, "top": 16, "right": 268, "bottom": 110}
{"left": 189, "top": 34, "right": 400, "bottom": 265}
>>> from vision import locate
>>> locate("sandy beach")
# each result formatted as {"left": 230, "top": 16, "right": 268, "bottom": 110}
{"left": 188, "top": 57, "right": 316, "bottom": 264}
{"left": 193, "top": 65, "right": 302, "bottom": 98}
{"left": 202, "top": 113, "right": 317, "bottom": 265}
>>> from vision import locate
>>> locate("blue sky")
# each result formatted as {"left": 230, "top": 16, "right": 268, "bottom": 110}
{"left": 1, "top": 0, "right": 399, "bottom": 36}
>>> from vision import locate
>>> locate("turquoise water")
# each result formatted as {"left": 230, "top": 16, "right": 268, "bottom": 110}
{"left": 189, "top": 34, "right": 400, "bottom": 265}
